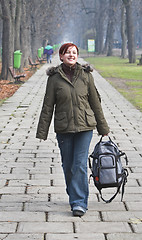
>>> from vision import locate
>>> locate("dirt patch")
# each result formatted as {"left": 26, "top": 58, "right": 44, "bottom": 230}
{"left": 106, "top": 77, "right": 130, "bottom": 90}
{"left": 106, "top": 77, "right": 142, "bottom": 90}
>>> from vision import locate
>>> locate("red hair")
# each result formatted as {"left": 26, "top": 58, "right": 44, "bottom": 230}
{"left": 59, "top": 43, "right": 79, "bottom": 55}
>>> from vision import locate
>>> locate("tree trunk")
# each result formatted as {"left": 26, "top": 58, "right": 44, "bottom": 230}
{"left": 15, "top": 0, "right": 22, "bottom": 51}
{"left": 20, "top": 0, "right": 30, "bottom": 69}
{"left": 121, "top": 3, "right": 127, "bottom": 58}
{"left": 107, "top": 0, "right": 118, "bottom": 56}
{"left": 1, "top": 0, "right": 16, "bottom": 80}
{"left": 123, "top": 0, "right": 135, "bottom": 63}
{"left": 95, "top": 1, "right": 106, "bottom": 54}
{"left": 1, "top": 2, "right": 10, "bottom": 80}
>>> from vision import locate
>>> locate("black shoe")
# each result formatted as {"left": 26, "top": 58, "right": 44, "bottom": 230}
{"left": 73, "top": 210, "right": 85, "bottom": 217}
{"left": 72, "top": 206, "right": 86, "bottom": 217}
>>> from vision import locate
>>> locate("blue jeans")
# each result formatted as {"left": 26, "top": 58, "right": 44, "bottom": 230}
{"left": 47, "top": 54, "right": 52, "bottom": 63}
{"left": 56, "top": 131, "right": 93, "bottom": 210}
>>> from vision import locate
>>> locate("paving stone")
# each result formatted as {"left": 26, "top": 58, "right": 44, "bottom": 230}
{"left": 97, "top": 193, "right": 142, "bottom": 202}
{"left": 46, "top": 233, "right": 105, "bottom": 240}
{"left": 28, "top": 169, "right": 51, "bottom": 174}
{"left": 124, "top": 179, "right": 139, "bottom": 187}
{"left": 126, "top": 202, "right": 142, "bottom": 211}
{"left": 102, "top": 211, "right": 142, "bottom": 222}
{"left": 131, "top": 167, "right": 142, "bottom": 173}
{"left": 48, "top": 210, "right": 100, "bottom": 222}
{"left": 0, "top": 187, "right": 25, "bottom": 194}
{"left": 31, "top": 173, "right": 64, "bottom": 180}
{"left": 0, "top": 203, "right": 22, "bottom": 211}
{"left": 0, "top": 212, "right": 45, "bottom": 222}
{"left": 0, "top": 180, "right": 6, "bottom": 187}
{"left": 8, "top": 179, "right": 50, "bottom": 187}
{"left": 1, "top": 194, "right": 51, "bottom": 203}
{"left": 0, "top": 222, "right": 17, "bottom": 233}
{"left": 132, "top": 224, "right": 142, "bottom": 233}
{"left": 26, "top": 186, "right": 66, "bottom": 194}
{"left": 11, "top": 168, "right": 32, "bottom": 174}
{"left": 107, "top": 233, "right": 142, "bottom": 240}
{"left": 125, "top": 187, "right": 142, "bottom": 194}
{"left": 0, "top": 234, "right": 44, "bottom": 240}
{"left": 127, "top": 173, "right": 142, "bottom": 179}
{"left": 75, "top": 222, "right": 131, "bottom": 233}
{"left": 24, "top": 202, "right": 70, "bottom": 212}
{"left": 1, "top": 162, "right": 34, "bottom": 168}
{"left": 0, "top": 174, "right": 30, "bottom": 180}
{"left": 88, "top": 202, "right": 126, "bottom": 211}
{"left": 18, "top": 222, "right": 73, "bottom": 233}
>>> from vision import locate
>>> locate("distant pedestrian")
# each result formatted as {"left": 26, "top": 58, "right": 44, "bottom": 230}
{"left": 44, "top": 44, "right": 53, "bottom": 63}
{"left": 36, "top": 43, "right": 109, "bottom": 217}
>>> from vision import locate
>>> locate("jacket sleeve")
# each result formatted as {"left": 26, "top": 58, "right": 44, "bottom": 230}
{"left": 88, "top": 73, "right": 109, "bottom": 135}
{"left": 36, "top": 77, "right": 55, "bottom": 140}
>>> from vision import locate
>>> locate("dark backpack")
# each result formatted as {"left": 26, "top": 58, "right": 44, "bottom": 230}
{"left": 43, "top": 48, "right": 53, "bottom": 55}
{"left": 89, "top": 136, "right": 129, "bottom": 203}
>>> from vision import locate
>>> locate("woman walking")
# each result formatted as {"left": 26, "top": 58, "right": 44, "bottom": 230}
{"left": 36, "top": 43, "right": 109, "bottom": 217}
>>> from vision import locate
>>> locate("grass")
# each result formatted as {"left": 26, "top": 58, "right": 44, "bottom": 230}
{"left": 86, "top": 56, "right": 142, "bottom": 80}
{"left": 125, "top": 81, "right": 142, "bottom": 87}
{"left": 85, "top": 56, "right": 142, "bottom": 112}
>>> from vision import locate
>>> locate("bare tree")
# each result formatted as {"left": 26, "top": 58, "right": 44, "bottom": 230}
{"left": 0, "top": 0, "right": 17, "bottom": 80}
{"left": 121, "top": 2, "right": 127, "bottom": 58}
{"left": 105, "top": 0, "right": 119, "bottom": 56}
{"left": 14, "top": 0, "right": 22, "bottom": 51}
{"left": 133, "top": 0, "right": 142, "bottom": 49}
{"left": 95, "top": 0, "right": 108, "bottom": 54}
{"left": 123, "top": 0, "right": 135, "bottom": 63}
{"left": 20, "top": 0, "right": 31, "bottom": 69}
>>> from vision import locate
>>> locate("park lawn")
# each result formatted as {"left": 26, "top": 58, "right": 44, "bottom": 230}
{"left": 86, "top": 56, "right": 142, "bottom": 79}
{"left": 86, "top": 56, "right": 142, "bottom": 112}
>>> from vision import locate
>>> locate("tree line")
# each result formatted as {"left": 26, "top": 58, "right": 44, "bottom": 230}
{"left": 78, "top": 0, "right": 138, "bottom": 63}
{"left": 0, "top": 0, "right": 141, "bottom": 80}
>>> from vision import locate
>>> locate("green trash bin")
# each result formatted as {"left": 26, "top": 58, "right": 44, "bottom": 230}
{"left": 41, "top": 47, "right": 44, "bottom": 55}
{"left": 38, "top": 48, "right": 42, "bottom": 58}
{"left": 14, "top": 50, "right": 22, "bottom": 69}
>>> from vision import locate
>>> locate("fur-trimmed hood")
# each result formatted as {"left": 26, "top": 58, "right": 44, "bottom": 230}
{"left": 46, "top": 66, "right": 59, "bottom": 76}
{"left": 46, "top": 63, "right": 93, "bottom": 76}
{"left": 82, "top": 64, "right": 93, "bottom": 73}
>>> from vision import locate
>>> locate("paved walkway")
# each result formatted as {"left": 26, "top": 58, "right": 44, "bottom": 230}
{"left": 0, "top": 54, "right": 142, "bottom": 240}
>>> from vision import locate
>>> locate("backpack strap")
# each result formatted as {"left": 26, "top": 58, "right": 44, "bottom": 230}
{"left": 121, "top": 168, "right": 129, "bottom": 201}
{"left": 99, "top": 169, "right": 128, "bottom": 203}
{"left": 99, "top": 185, "right": 121, "bottom": 203}
{"left": 88, "top": 156, "right": 92, "bottom": 170}
{"left": 119, "top": 151, "right": 129, "bottom": 165}
{"left": 99, "top": 135, "right": 112, "bottom": 142}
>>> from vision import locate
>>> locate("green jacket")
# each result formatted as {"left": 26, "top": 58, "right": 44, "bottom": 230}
{"left": 36, "top": 63, "right": 109, "bottom": 140}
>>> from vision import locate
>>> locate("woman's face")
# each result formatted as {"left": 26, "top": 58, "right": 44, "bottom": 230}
{"left": 60, "top": 46, "right": 78, "bottom": 66}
